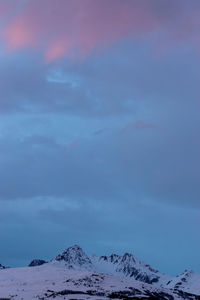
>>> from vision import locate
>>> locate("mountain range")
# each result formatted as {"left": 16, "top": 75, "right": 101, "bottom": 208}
{"left": 0, "top": 244, "right": 199, "bottom": 299}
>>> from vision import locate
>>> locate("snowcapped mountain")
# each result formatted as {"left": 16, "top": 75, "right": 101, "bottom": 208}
{"left": 0, "top": 244, "right": 199, "bottom": 299}
{"left": 51, "top": 245, "right": 169, "bottom": 286}
{"left": 49, "top": 245, "right": 200, "bottom": 297}
{"left": 53, "top": 245, "right": 94, "bottom": 271}
{"left": 91, "top": 252, "right": 165, "bottom": 284}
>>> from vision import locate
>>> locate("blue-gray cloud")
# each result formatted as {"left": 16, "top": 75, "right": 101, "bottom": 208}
{"left": 0, "top": 10, "right": 199, "bottom": 275}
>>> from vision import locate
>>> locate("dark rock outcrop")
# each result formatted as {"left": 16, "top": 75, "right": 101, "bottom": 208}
{"left": 29, "top": 259, "right": 47, "bottom": 267}
{"left": 0, "top": 263, "right": 6, "bottom": 269}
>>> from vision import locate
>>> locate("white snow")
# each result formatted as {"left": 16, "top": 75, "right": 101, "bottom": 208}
{"left": 166, "top": 270, "right": 200, "bottom": 295}
{"left": 0, "top": 264, "right": 181, "bottom": 300}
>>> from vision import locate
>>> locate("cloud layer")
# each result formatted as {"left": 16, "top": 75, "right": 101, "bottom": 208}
{"left": 0, "top": 0, "right": 199, "bottom": 275}
{"left": 1, "top": 0, "right": 200, "bottom": 61}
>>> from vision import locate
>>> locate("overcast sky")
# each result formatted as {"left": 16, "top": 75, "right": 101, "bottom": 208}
{"left": 0, "top": 0, "right": 199, "bottom": 275}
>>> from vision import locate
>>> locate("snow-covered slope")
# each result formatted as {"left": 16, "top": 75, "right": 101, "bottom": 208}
{"left": 0, "top": 264, "right": 196, "bottom": 300}
{"left": 165, "top": 270, "right": 200, "bottom": 296}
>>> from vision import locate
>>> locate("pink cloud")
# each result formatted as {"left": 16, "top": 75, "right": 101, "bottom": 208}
{"left": 45, "top": 41, "right": 71, "bottom": 62}
{"left": 0, "top": 0, "right": 200, "bottom": 61}
{"left": 0, "top": 2, "right": 10, "bottom": 18}
{"left": 3, "top": 19, "right": 36, "bottom": 51}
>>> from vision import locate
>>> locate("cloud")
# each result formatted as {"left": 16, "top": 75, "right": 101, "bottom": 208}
{"left": 1, "top": 0, "right": 200, "bottom": 61}
{"left": 1, "top": 0, "right": 155, "bottom": 60}
{"left": 0, "top": 109, "right": 199, "bottom": 208}
{"left": 0, "top": 0, "right": 199, "bottom": 274}
{"left": 0, "top": 194, "right": 198, "bottom": 274}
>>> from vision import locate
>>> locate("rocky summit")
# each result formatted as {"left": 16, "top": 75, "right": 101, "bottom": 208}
{"left": 28, "top": 259, "right": 47, "bottom": 267}
{"left": 54, "top": 245, "right": 94, "bottom": 271}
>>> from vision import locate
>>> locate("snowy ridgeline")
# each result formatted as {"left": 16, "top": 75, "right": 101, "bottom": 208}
{"left": 0, "top": 245, "right": 199, "bottom": 300}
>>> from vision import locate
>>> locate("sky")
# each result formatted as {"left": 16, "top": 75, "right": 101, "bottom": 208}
{"left": 0, "top": 0, "right": 199, "bottom": 276}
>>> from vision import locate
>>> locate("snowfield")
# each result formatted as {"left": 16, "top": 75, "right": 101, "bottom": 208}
{"left": 0, "top": 264, "right": 184, "bottom": 299}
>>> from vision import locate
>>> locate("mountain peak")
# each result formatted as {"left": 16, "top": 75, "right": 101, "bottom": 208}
{"left": 54, "top": 245, "right": 93, "bottom": 271}
{"left": 28, "top": 259, "right": 47, "bottom": 267}
{"left": 121, "top": 252, "right": 136, "bottom": 263}
{"left": 66, "top": 245, "right": 83, "bottom": 252}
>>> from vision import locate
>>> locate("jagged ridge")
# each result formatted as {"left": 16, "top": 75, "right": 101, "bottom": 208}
{"left": 53, "top": 245, "right": 164, "bottom": 285}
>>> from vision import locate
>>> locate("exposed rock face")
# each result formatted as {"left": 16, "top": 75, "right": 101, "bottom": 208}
{"left": 28, "top": 259, "right": 47, "bottom": 267}
{"left": 115, "top": 253, "right": 160, "bottom": 284}
{"left": 0, "top": 263, "right": 6, "bottom": 269}
{"left": 99, "top": 254, "right": 121, "bottom": 264}
{"left": 92, "top": 251, "right": 162, "bottom": 284}
{"left": 54, "top": 245, "right": 94, "bottom": 271}
{"left": 165, "top": 269, "right": 200, "bottom": 295}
